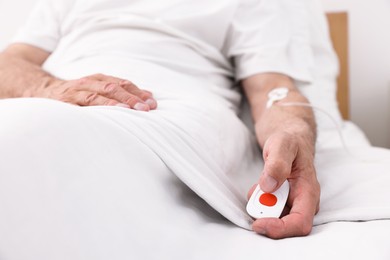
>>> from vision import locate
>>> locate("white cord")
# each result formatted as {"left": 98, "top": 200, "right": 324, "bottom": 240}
{"left": 265, "top": 87, "right": 384, "bottom": 162}
{"left": 277, "top": 102, "right": 383, "bottom": 163}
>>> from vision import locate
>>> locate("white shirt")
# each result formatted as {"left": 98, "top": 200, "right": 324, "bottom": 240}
{"left": 14, "top": 0, "right": 313, "bottom": 109}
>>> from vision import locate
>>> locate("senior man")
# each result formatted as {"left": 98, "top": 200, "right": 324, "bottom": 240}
{"left": 0, "top": 0, "right": 319, "bottom": 239}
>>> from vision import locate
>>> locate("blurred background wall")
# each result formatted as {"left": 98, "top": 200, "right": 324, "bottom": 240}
{"left": 322, "top": 0, "right": 390, "bottom": 148}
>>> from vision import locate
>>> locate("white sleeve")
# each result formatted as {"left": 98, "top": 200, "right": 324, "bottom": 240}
{"left": 226, "top": 0, "right": 314, "bottom": 82}
{"left": 12, "top": 0, "right": 74, "bottom": 53}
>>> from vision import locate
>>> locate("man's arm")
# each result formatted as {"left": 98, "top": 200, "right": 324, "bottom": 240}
{"left": 242, "top": 72, "right": 320, "bottom": 239}
{"left": 0, "top": 43, "right": 157, "bottom": 111}
{"left": 0, "top": 43, "right": 51, "bottom": 98}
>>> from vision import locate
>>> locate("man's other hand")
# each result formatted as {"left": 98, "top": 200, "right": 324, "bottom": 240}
{"left": 36, "top": 74, "right": 157, "bottom": 111}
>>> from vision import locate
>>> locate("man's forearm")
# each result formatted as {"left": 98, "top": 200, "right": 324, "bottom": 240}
{"left": 0, "top": 44, "right": 54, "bottom": 98}
{"left": 0, "top": 53, "right": 55, "bottom": 98}
{"left": 0, "top": 43, "right": 157, "bottom": 111}
{"left": 242, "top": 73, "right": 316, "bottom": 150}
{"left": 244, "top": 73, "right": 320, "bottom": 239}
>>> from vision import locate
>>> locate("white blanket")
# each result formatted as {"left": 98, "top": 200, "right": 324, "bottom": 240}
{"left": 0, "top": 97, "right": 390, "bottom": 260}
{"left": 1, "top": 98, "right": 390, "bottom": 222}
{"left": 1, "top": 97, "right": 390, "bottom": 259}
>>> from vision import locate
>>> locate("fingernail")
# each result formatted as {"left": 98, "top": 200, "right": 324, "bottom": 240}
{"left": 262, "top": 175, "right": 277, "bottom": 192}
{"left": 134, "top": 102, "right": 149, "bottom": 111}
{"left": 145, "top": 98, "right": 157, "bottom": 108}
{"left": 116, "top": 103, "right": 130, "bottom": 108}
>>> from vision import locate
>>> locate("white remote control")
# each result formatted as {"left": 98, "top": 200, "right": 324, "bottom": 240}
{"left": 246, "top": 180, "right": 290, "bottom": 219}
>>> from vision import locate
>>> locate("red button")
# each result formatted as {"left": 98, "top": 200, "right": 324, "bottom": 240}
{"left": 259, "top": 193, "right": 278, "bottom": 207}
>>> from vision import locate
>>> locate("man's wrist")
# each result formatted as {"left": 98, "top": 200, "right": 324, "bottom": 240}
{"left": 256, "top": 118, "right": 316, "bottom": 151}
{"left": 22, "top": 75, "right": 62, "bottom": 98}
{"left": 280, "top": 119, "right": 316, "bottom": 156}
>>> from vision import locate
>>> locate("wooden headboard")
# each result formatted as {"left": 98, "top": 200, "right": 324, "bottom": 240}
{"left": 326, "top": 12, "right": 349, "bottom": 120}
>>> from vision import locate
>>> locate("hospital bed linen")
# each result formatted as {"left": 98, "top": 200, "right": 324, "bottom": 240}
{"left": 0, "top": 98, "right": 389, "bottom": 260}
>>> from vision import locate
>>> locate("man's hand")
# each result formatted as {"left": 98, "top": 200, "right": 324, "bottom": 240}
{"left": 33, "top": 74, "right": 157, "bottom": 111}
{"left": 248, "top": 130, "right": 320, "bottom": 239}
{"left": 0, "top": 44, "right": 157, "bottom": 111}
{"left": 242, "top": 73, "right": 319, "bottom": 239}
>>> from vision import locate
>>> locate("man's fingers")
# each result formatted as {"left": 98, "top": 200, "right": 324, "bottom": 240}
{"left": 252, "top": 186, "right": 318, "bottom": 239}
{"left": 71, "top": 90, "right": 129, "bottom": 108}
{"left": 252, "top": 213, "right": 313, "bottom": 239}
{"left": 260, "top": 159, "right": 291, "bottom": 193}
{"left": 120, "top": 83, "right": 158, "bottom": 109}
{"left": 252, "top": 205, "right": 313, "bottom": 239}
{"left": 72, "top": 80, "right": 149, "bottom": 111}
{"left": 260, "top": 135, "right": 298, "bottom": 193}
{"left": 66, "top": 86, "right": 149, "bottom": 111}
{"left": 99, "top": 82, "right": 151, "bottom": 111}
{"left": 83, "top": 74, "right": 157, "bottom": 110}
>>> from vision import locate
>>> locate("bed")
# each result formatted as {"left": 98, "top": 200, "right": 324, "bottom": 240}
{"left": 1, "top": 2, "right": 390, "bottom": 260}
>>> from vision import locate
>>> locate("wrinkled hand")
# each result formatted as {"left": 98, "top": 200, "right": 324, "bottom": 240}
{"left": 248, "top": 131, "right": 320, "bottom": 239}
{"left": 34, "top": 73, "right": 157, "bottom": 111}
